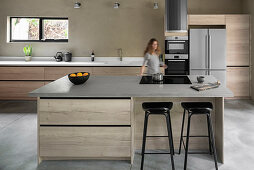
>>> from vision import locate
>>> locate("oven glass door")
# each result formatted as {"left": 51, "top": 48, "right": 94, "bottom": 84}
{"left": 165, "top": 60, "right": 189, "bottom": 75}
{"left": 165, "top": 41, "right": 189, "bottom": 54}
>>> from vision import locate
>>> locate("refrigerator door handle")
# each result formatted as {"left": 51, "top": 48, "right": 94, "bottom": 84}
{"left": 208, "top": 35, "right": 212, "bottom": 75}
{"left": 205, "top": 35, "right": 208, "bottom": 69}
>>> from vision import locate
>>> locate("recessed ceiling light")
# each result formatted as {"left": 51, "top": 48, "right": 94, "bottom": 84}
{"left": 154, "top": 2, "right": 159, "bottom": 9}
{"left": 74, "top": 2, "right": 81, "bottom": 9}
{"left": 114, "top": 2, "right": 120, "bottom": 9}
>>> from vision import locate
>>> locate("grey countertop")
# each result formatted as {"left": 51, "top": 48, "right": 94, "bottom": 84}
{"left": 0, "top": 57, "right": 144, "bottom": 67}
{"left": 29, "top": 75, "right": 233, "bottom": 98}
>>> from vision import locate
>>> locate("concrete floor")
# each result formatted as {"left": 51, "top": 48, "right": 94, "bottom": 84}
{"left": 0, "top": 100, "right": 254, "bottom": 170}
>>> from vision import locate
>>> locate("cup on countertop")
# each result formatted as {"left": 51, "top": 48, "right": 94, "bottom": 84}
{"left": 197, "top": 76, "right": 205, "bottom": 83}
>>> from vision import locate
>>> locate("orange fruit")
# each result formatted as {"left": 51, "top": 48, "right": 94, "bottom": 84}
{"left": 77, "top": 72, "right": 83, "bottom": 77}
{"left": 83, "top": 73, "right": 89, "bottom": 76}
{"left": 70, "top": 73, "right": 76, "bottom": 77}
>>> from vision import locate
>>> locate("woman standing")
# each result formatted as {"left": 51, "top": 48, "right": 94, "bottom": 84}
{"left": 140, "top": 38, "right": 166, "bottom": 75}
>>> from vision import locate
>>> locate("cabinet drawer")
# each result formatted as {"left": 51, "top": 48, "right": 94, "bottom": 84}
{"left": 44, "top": 67, "right": 93, "bottom": 80}
{"left": 188, "top": 15, "right": 225, "bottom": 25}
{"left": 0, "top": 81, "right": 44, "bottom": 100}
{"left": 39, "top": 99, "right": 131, "bottom": 125}
{"left": 226, "top": 67, "right": 250, "bottom": 97}
{"left": 39, "top": 127, "right": 131, "bottom": 158}
{"left": 0, "top": 67, "right": 44, "bottom": 80}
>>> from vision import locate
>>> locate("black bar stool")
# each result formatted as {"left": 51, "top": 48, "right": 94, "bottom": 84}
{"left": 178, "top": 102, "right": 218, "bottom": 170}
{"left": 141, "top": 102, "right": 175, "bottom": 170}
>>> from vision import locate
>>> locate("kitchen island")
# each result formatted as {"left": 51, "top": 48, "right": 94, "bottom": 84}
{"left": 29, "top": 75, "right": 233, "bottom": 164}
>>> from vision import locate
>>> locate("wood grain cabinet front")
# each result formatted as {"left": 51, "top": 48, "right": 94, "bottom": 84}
{"left": 226, "top": 15, "right": 250, "bottom": 66}
{"left": 188, "top": 15, "right": 226, "bottom": 25}
{"left": 39, "top": 99, "right": 131, "bottom": 125}
{"left": 226, "top": 67, "right": 250, "bottom": 98}
{"left": 39, "top": 126, "right": 131, "bottom": 158}
{"left": 0, "top": 81, "right": 44, "bottom": 100}
{"left": 0, "top": 67, "right": 44, "bottom": 80}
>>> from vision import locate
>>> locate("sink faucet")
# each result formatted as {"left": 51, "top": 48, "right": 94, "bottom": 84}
{"left": 117, "top": 48, "right": 123, "bottom": 61}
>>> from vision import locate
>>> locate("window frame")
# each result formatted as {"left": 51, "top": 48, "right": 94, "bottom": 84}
{"left": 10, "top": 17, "right": 68, "bottom": 43}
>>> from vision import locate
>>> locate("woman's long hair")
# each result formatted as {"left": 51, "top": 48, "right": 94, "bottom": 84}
{"left": 144, "top": 38, "right": 161, "bottom": 56}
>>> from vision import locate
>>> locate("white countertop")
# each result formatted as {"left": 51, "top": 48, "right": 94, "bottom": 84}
{"left": 0, "top": 57, "right": 144, "bottom": 67}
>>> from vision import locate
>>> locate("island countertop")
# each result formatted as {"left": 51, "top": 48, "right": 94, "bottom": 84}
{"left": 29, "top": 75, "right": 233, "bottom": 98}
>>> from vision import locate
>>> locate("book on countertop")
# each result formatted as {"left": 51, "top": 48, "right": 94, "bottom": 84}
{"left": 191, "top": 81, "right": 221, "bottom": 91}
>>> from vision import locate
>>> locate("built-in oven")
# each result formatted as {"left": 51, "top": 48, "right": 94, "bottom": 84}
{"left": 165, "top": 36, "right": 189, "bottom": 75}
{"left": 165, "top": 36, "right": 189, "bottom": 54}
{"left": 165, "top": 55, "right": 189, "bottom": 75}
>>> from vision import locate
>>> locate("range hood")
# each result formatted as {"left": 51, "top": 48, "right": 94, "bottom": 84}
{"left": 165, "top": 0, "right": 187, "bottom": 33}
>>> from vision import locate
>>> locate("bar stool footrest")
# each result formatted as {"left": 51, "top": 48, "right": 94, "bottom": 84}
{"left": 144, "top": 152, "right": 173, "bottom": 155}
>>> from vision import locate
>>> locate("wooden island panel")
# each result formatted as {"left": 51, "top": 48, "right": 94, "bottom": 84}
{"left": 39, "top": 99, "right": 131, "bottom": 125}
{"left": 40, "top": 126, "right": 131, "bottom": 158}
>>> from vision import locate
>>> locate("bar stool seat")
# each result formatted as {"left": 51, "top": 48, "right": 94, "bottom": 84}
{"left": 142, "top": 102, "right": 173, "bottom": 112}
{"left": 140, "top": 102, "right": 175, "bottom": 170}
{"left": 179, "top": 102, "right": 218, "bottom": 170}
{"left": 181, "top": 102, "right": 213, "bottom": 112}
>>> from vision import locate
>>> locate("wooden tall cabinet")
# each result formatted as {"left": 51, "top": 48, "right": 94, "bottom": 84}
{"left": 226, "top": 15, "right": 250, "bottom": 66}
{"left": 226, "top": 15, "right": 251, "bottom": 98}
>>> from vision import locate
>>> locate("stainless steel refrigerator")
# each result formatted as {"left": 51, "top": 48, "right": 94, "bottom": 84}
{"left": 190, "top": 29, "right": 226, "bottom": 85}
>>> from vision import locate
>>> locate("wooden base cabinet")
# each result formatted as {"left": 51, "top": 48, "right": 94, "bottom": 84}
{"left": 0, "top": 81, "right": 44, "bottom": 100}
{"left": 40, "top": 127, "right": 131, "bottom": 158}
{"left": 227, "top": 67, "right": 250, "bottom": 98}
{"left": 38, "top": 99, "right": 132, "bottom": 162}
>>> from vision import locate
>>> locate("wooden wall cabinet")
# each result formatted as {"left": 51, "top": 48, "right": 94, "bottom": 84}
{"left": 188, "top": 15, "right": 226, "bottom": 25}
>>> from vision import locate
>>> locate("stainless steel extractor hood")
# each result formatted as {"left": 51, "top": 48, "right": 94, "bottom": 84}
{"left": 165, "top": 0, "right": 187, "bottom": 33}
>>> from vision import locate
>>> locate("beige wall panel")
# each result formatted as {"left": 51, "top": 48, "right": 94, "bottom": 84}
{"left": 39, "top": 99, "right": 131, "bottom": 125}
{"left": 0, "top": 0, "right": 243, "bottom": 57}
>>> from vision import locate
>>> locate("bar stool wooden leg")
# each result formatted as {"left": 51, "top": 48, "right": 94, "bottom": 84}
{"left": 165, "top": 112, "right": 175, "bottom": 170}
{"left": 141, "top": 112, "right": 149, "bottom": 170}
{"left": 179, "top": 109, "right": 186, "bottom": 154}
{"left": 184, "top": 113, "right": 192, "bottom": 170}
{"left": 207, "top": 114, "right": 218, "bottom": 170}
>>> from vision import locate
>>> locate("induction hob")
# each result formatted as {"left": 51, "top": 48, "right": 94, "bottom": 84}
{"left": 140, "top": 76, "right": 192, "bottom": 84}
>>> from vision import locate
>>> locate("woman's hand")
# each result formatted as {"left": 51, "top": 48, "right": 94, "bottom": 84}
{"left": 163, "top": 64, "right": 168, "bottom": 69}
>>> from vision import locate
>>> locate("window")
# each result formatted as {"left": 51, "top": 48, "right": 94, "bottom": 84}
{"left": 10, "top": 17, "right": 68, "bottom": 42}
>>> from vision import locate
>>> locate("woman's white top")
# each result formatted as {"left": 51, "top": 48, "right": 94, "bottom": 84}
{"left": 143, "top": 53, "right": 161, "bottom": 75}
